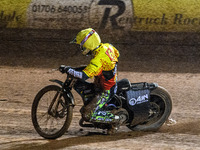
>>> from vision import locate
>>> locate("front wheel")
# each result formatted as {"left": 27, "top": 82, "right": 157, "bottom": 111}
{"left": 31, "top": 85, "right": 73, "bottom": 139}
{"left": 127, "top": 86, "right": 172, "bottom": 131}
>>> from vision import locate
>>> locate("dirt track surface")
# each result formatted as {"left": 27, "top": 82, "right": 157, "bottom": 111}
{"left": 0, "top": 66, "right": 199, "bottom": 150}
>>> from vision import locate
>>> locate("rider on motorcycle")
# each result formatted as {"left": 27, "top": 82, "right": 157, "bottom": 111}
{"left": 59, "top": 28, "right": 120, "bottom": 132}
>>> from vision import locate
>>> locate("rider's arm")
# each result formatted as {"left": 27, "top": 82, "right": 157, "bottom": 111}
{"left": 82, "top": 57, "right": 103, "bottom": 78}
{"left": 60, "top": 54, "right": 102, "bottom": 80}
{"left": 59, "top": 65, "right": 89, "bottom": 80}
{"left": 68, "top": 56, "right": 102, "bottom": 79}
{"left": 67, "top": 68, "right": 89, "bottom": 80}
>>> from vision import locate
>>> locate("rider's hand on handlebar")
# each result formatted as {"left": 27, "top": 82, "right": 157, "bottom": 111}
{"left": 59, "top": 65, "right": 71, "bottom": 74}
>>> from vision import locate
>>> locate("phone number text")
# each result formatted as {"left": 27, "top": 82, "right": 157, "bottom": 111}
{"left": 32, "top": 5, "right": 89, "bottom": 14}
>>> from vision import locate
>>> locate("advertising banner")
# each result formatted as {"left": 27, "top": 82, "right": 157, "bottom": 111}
{"left": 0, "top": 0, "right": 200, "bottom": 32}
{"left": 133, "top": 0, "right": 200, "bottom": 32}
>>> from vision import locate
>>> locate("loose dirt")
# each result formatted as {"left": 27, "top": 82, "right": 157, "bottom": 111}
{"left": 0, "top": 66, "right": 199, "bottom": 150}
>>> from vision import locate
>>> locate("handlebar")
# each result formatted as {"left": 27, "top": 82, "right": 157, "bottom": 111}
{"left": 47, "top": 65, "right": 87, "bottom": 76}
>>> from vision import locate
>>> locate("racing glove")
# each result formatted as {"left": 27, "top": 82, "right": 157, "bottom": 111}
{"left": 59, "top": 65, "right": 89, "bottom": 80}
{"left": 59, "top": 65, "right": 71, "bottom": 73}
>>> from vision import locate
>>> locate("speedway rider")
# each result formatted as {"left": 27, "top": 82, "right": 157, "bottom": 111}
{"left": 59, "top": 28, "right": 120, "bottom": 133}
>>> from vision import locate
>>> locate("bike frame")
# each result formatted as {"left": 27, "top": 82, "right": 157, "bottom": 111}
{"left": 49, "top": 75, "right": 76, "bottom": 106}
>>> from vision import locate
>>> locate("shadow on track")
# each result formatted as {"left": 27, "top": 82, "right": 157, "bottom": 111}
{"left": 6, "top": 131, "right": 153, "bottom": 150}
{"left": 6, "top": 120, "right": 200, "bottom": 150}
{"left": 4, "top": 120, "right": 200, "bottom": 150}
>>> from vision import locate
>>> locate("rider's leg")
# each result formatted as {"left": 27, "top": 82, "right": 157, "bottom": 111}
{"left": 73, "top": 80, "right": 95, "bottom": 101}
{"left": 90, "top": 86, "right": 117, "bottom": 123}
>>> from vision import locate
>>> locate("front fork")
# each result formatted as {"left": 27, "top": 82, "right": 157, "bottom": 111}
{"left": 49, "top": 78, "right": 76, "bottom": 106}
{"left": 48, "top": 91, "right": 63, "bottom": 118}
{"left": 47, "top": 88, "right": 75, "bottom": 118}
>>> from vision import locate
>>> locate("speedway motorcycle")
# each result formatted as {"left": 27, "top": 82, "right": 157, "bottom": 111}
{"left": 31, "top": 66, "right": 172, "bottom": 139}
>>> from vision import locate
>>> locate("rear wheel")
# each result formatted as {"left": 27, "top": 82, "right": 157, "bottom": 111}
{"left": 127, "top": 86, "right": 172, "bottom": 131}
{"left": 32, "top": 85, "right": 73, "bottom": 139}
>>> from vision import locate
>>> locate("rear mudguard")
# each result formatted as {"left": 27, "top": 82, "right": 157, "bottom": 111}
{"left": 49, "top": 79, "right": 75, "bottom": 106}
{"left": 126, "top": 82, "right": 158, "bottom": 126}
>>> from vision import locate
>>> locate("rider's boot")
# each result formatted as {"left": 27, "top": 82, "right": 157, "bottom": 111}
{"left": 107, "top": 115, "right": 121, "bottom": 135}
{"left": 107, "top": 108, "right": 129, "bottom": 135}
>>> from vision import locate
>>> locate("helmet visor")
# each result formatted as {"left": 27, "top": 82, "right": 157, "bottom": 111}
{"left": 70, "top": 37, "right": 77, "bottom": 44}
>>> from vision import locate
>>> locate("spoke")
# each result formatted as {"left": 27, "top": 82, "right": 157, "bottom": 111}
{"left": 37, "top": 112, "right": 48, "bottom": 122}
{"left": 35, "top": 88, "right": 68, "bottom": 135}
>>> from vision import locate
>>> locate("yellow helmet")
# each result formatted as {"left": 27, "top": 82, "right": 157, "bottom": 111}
{"left": 71, "top": 28, "right": 101, "bottom": 55}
